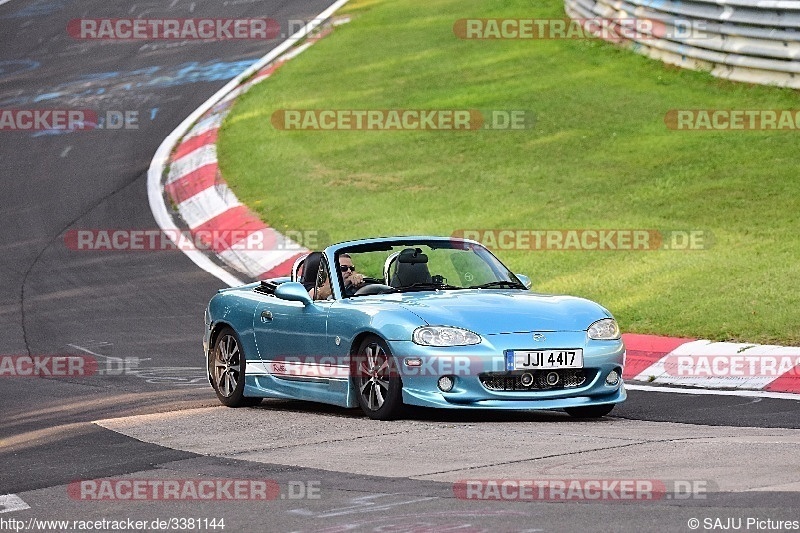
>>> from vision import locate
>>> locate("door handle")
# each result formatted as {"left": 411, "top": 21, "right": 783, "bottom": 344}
{"left": 260, "top": 310, "right": 273, "bottom": 322}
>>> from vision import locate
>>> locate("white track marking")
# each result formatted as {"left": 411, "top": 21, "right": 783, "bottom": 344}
{"left": 0, "top": 494, "right": 30, "bottom": 514}
{"left": 633, "top": 340, "right": 800, "bottom": 390}
{"left": 67, "top": 343, "right": 127, "bottom": 361}
{"left": 626, "top": 383, "right": 800, "bottom": 400}
{"left": 289, "top": 494, "right": 438, "bottom": 519}
{"left": 176, "top": 186, "right": 242, "bottom": 228}
{"left": 166, "top": 144, "right": 217, "bottom": 184}
{"left": 67, "top": 343, "right": 152, "bottom": 363}
{"left": 147, "top": 0, "right": 352, "bottom": 288}
{"left": 183, "top": 113, "right": 224, "bottom": 139}
{"left": 218, "top": 228, "right": 302, "bottom": 275}
{"left": 68, "top": 344, "right": 203, "bottom": 385}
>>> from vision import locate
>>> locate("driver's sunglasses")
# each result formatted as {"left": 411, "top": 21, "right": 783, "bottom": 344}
{"left": 339, "top": 265, "right": 356, "bottom": 272}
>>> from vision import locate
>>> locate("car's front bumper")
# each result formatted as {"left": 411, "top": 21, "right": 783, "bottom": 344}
{"left": 402, "top": 385, "right": 626, "bottom": 410}
{"left": 386, "top": 331, "right": 625, "bottom": 410}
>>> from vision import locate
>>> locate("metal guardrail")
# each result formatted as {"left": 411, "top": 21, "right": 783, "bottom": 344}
{"left": 565, "top": 0, "right": 800, "bottom": 88}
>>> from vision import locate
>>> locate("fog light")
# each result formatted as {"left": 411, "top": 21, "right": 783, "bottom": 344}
{"left": 438, "top": 376, "right": 454, "bottom": 392}
{"left": 520, "top": 372, "right": 534, "bottom": 387}
{"left": 606, "top": 370, "right": 620, "bottom": 385}
{"left": 545, "top": 372, "right": 560, "bottom": 386}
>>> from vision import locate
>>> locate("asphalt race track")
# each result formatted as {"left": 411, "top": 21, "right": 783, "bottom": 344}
{"left": 1, "top": 1, "right": 799, "bottom": 531}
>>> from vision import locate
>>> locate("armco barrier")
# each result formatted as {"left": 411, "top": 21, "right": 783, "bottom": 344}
{"left": 564, "top": 0, "right": 800, "bottom": 88}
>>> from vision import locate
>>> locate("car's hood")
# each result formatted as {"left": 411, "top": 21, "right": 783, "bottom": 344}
{"left": 368, "top": 290, "right": 611, "bottom": 335}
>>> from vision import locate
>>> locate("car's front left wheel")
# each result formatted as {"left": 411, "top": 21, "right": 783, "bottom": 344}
{"left": 353, "top": 336, "right": 404, "bottom": 420}
{"left": 210, "top": 327, "right": 261, "bottom": 407}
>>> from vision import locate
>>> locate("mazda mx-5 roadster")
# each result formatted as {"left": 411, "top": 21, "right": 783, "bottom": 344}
{"left": 204, "top": 235, "right": 625, "bottom": 420}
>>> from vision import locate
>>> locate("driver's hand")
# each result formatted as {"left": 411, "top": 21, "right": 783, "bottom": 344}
{"left": 351, "top": 273, "right": 365, "bottom": 287}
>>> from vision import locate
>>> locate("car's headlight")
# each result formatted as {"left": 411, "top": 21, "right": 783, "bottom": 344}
{"left": 587, "top": 318, "right": 620, "bottom": 340}
{"left": 413, "top": 326, "right": 481, "bottom": 346}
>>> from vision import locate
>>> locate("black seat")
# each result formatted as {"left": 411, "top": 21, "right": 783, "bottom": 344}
{"left": 299, "top": 252, "right": 323, "bottom": 291}
{"left": 390, "top": 248, "right": 432, "bottom": 288}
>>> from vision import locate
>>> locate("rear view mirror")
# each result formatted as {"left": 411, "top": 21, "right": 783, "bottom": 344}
{"left": 398, "top": 248, "right": 428, "bottom": 264}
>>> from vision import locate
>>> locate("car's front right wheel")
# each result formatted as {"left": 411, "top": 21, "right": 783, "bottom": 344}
{"left": 352, "top": 336, "right": 404, "bottom": 420}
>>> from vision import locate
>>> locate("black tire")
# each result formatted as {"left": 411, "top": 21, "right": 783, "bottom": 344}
{"left": 210, "top": 327, "right": 261, "bottom": 407}
{"left": 352, "top": 336, "right": 404, "bottom": 420}
{"left": 565, "top": 404, "right": 615, "bottom": 418}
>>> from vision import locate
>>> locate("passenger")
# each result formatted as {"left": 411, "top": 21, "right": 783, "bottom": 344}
{"left": 309, "top": 264, "right": 332, "bottom": 300}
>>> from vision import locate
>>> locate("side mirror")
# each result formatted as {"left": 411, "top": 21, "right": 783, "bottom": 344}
{"left": 515, "top": 274, "right": 532, "bottom": 289}
{"left": 274, "top": 282, "right": 313, "bottom": 305}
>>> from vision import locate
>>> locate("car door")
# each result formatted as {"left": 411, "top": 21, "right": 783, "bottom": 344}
{"left": 251, "top": 258, "right": 348, "bottom": 405}
{"left": 252, "top": 296, "right": 328, "bottom": 370}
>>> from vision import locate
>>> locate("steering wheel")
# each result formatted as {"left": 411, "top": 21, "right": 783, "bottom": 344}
{"left": 353, "top": 278, "right": 396, "bottom": 296}
{"left": 344, "top": 277, "right": 381, "bottom": 296}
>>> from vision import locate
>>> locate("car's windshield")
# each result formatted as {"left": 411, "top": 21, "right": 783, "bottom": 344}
{"left": 335, "top": 240, "right": 524, "bottom": 296}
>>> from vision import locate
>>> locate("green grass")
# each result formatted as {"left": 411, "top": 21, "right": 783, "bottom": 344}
{"left": 217, "top": 0, "right": 800, "bottom": 345}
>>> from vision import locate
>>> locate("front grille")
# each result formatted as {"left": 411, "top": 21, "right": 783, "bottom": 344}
{"left": 479, "top": 369, "right": 589, "bottom": 392}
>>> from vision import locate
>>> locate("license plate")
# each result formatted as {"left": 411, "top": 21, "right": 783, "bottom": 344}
{"left": 506, "top": 349, "right": 583, "bottom": 370}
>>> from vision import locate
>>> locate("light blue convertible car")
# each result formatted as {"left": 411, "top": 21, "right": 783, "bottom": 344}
{"left": 204, "top": 236, "right": 626, "bottom": 420}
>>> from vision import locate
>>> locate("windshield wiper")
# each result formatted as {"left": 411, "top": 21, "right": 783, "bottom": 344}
{"left": 399, "top": 282, "right": 463, "bottom": 292}
{"left": 468, "top": 280, "right": 525, "bottom": 290}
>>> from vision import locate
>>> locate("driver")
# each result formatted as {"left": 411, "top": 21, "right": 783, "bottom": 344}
{"left": 339, "top": 253, "right": 366, "bottom": 297}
